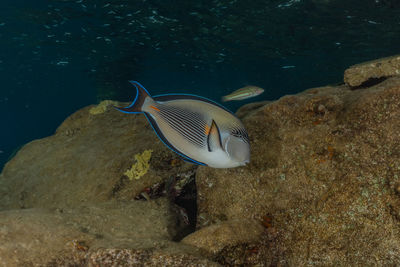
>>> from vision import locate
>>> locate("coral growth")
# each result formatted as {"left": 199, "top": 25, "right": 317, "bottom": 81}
{"left": 89, "top": 100, "right": 120, "bottom": 115}
{"left": 124, "top": 150, "right": 153, "bottom": 180}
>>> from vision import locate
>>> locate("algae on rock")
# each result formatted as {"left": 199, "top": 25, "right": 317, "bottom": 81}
{"left": 89, "top": 100, "right": 120, "bottom": 115}
{"left": 124, "top": 149, "right": 153, "bottom": 180}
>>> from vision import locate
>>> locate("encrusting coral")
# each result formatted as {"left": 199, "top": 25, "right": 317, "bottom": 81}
{"left": 124, "top": 150, "right": 153, "bottom": 180}
{"left": 89, "top": 100, "right": 120, "bottom": 115}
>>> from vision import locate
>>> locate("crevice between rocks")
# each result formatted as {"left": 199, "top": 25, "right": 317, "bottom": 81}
{"left": 351, "top": 77, "right": 388, "bottom": 90}
{"left": 132, "top": 168, "right": 199, "bottom": 241}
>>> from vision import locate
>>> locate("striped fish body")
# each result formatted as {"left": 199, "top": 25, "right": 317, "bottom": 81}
{"left": 222, "top": 85, "right": 264, "bottom": 102}
{"left": 115, "top": 82, "right": 250, "bottom": 168}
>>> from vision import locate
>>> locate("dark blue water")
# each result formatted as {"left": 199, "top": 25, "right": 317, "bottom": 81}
{"left": 1, "top": 0, "right": 400, "bottom": 171}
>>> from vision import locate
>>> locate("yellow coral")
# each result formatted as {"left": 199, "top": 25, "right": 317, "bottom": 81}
{"left": 124, "top": 150, "right": 153, "bottom": 180}
{"left": 89, "top": 100, "right": 120, "bottom": 115}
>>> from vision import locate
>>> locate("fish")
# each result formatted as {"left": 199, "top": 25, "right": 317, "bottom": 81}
{"left": 222, "top": 85, "right": 264, "bottom": 102}
{"left": 115, "top": 81, "right": 250, "bottom": 168}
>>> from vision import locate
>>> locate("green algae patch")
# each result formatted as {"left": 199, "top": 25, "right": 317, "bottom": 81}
{"left": 89, "top": 100, "right": 120, "bottom": 115}
{"left": 124, "top": 150, "right": 153, "bottom": 180}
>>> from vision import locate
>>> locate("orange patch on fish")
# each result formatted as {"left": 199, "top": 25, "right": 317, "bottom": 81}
{"left": 204, "top": 124, "right": 211, "bottom": 135}
{"left": 150, "top": 105, "right": 160, "bottom": 112}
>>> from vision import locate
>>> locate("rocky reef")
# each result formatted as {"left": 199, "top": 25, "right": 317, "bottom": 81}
{"left": 1, "top": 55, "right": 400, "bottom": 265}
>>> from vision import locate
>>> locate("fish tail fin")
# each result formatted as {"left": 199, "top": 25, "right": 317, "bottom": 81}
{"left": 114, "top": 81, "right": 152, "bottom": 113}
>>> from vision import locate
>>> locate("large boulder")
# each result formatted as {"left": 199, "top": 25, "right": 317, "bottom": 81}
{"left": 344, "top": 54, "right": 400, "bottom": 87}
{"left": 0, "top": 202, "right": 218, "bottom": 266}
{"left": 196, "top": 77, "right": 400, "bottom": 265}
{"left": 181, "top": 219, "right": 265, "bottom": 254}
{"left": 0, "top": 101, "right": 217, "bottom": 266}
{"left": 0, "top": 101, "right": 192, "bottom": 210}
{"left": 0, "top": 199, "right": 186, "bottom": 266}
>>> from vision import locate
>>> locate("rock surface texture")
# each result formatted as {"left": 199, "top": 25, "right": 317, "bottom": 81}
{"left": 0, "top": 102, "right": 191, "bottom": 210}
{"left": 344, "top": 54, "right": 400, "bottom": 87}
{"left": 197, "top": 78, "right": 400, "bottom": 265}
{"left": 0, "top": 199, "right": 195, "bottom": 266}
{"left": 1, "top": 56, "right": 400, "bottom": 265}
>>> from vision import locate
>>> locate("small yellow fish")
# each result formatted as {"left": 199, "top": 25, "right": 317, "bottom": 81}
{"left": 222, "top": 85, "right": 264, "bottom": 102}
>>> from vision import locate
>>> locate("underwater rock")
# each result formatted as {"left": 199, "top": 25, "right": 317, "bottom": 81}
{"left": 196, "top": 76, "right": 400, "bottom": 265}
{"left": 0, "top": 101, "right": 216, "bottom": 265}
{"left": 0, "top": 199, "right": 210, "bottom": 266}
{"left": 0, "top": 101, "right": 193, "bottom": 210}
{"left": 234, "top": 100, "right": 271, "bottom": 119}
{"left": 85, "top": 248, "right": 220, "bottom": 267}
{"left": 181, "top": 219, "right": 265, "bottom": 254}
{"left": 344, "top": 54, "right": 400, "bottom": 87}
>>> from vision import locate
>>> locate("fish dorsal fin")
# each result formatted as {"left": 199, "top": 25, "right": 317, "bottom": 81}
{"left": 207, "top": 120, "right": 223, "bottom": 152}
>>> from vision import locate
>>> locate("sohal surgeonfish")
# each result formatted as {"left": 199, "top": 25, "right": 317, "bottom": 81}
{"left": 115, "top": 81, "right": 250, "bottom": 168}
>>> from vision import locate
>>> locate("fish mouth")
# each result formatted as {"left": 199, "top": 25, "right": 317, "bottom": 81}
{"left": 241, "top": 160, "right": 250, "bottom": 166}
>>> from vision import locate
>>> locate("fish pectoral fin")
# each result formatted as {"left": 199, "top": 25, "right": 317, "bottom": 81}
{"left": 207, "top": 120, "right": 223, "bottom": 152}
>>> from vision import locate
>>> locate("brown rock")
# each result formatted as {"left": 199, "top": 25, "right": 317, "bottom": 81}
{"left": 181, "top": 219, "right": 265, "bottom": 254}
{"left": 0, "top": 198, "right": 190, "bottom": 266}
{"left": 196, "top": 77, "right": 400, "bottom": 265}
{"left": 0, "top": 100, "right": 217, "bottom": 266}
{"left": 85, "top": 248, "right": 220, "bottom": 267}
{"left": 234, "top": 100, "right": 270, "bottom": 119}
{"left": 0, "top": 208, "right": 90, "bottom": 266}
{"left": 0, "top": 101, "right": 192, "bottom": 210}
{"left": 344, "top": 54, "right": 400, "bottom": 87}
